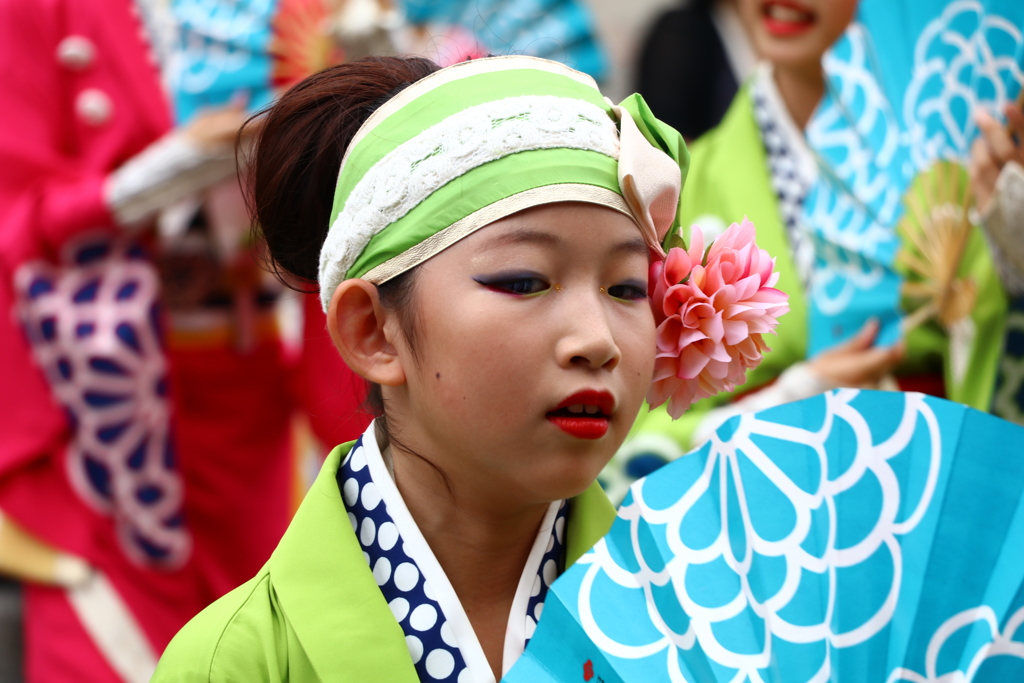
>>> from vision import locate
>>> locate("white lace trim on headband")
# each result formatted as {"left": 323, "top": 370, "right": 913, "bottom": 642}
{"left": 342, "top": 56, "right": 599, "bottom": 168}
{"left": 318, "top": 95, "right": 620, "bottom": 308}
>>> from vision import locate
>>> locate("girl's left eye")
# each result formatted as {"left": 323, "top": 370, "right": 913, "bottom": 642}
{"left": 473, "top": 274, "right": 550, "bottom": 296}
{"left": 607, "top": 281, "right": 647, "bottom": 301}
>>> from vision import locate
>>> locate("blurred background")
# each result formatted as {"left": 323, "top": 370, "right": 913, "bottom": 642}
{"left": 2, "top": 0, "right": 1022, "bottom": 679}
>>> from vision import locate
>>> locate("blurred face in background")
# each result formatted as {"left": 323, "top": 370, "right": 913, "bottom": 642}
{"left": 737, "top": 0, "right": 859, "bottom": 72}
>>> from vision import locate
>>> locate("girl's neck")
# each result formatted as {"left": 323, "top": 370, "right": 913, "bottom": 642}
{"left": 772, "top": 60, "right": 825, "bottom": 130}
{"left": 386, "top": 442, "right": 551, "bottom": 680}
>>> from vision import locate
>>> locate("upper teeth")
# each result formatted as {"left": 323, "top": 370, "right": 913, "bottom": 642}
{"left": 568, "top": 404, "right": 602, "bottom": 415}
{"left": 767, "top": 4, "right": 810, "bottom": 21}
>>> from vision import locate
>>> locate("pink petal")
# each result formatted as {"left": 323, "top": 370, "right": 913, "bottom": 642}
{"left": 645, "top": 217, "right": 789, "bottom": 420}
{"left": 732, "top": 275, "right": 761, "bottom": 302}
{"left": 677, "top": 343, "right": 712, "bottom": 379}
{"left": 651, "top": 356, "right": 680, "bottom": 383}
{"left": 722, "top": 319, "right": 749, "bottom": 346}
{"left": 687, "top": 226, "right": 706, "bottom": 264}
{"left": 655, "top": 316, "right": 683, "bottom": 353}
{"left": 647, "top": 375, "right": 681, "bottom": 409}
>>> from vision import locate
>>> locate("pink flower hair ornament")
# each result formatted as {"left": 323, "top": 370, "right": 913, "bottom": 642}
{"left": 646, "top": 218, "right": 790, "bottom": 419}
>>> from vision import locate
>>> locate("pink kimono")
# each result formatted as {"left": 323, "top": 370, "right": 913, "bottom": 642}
{"left": 0, "top": 0, "right": 370, "bottom": 679}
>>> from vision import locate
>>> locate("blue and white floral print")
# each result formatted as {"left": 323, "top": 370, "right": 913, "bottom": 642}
{"left": 505, "top": 389, "right": 1024, "bottom": 682}
{"left": 339, "top": 424, "right": 567, "bottom": 682}
{"left": 398, "top": 0, "right": 608, "bottom": 81}
{"left": 802, "top": 0, "right": 1024, "bottom": 355}
{"left": 168, "top": 0, "right": 278, "bottom": 123}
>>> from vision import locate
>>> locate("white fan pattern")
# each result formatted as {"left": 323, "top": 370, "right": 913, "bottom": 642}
{"left": 888, "top": 605, "right": 1024, "bottom": 683}
{"left": 507, "top": 392, "right": 1024, "bottom": 683}
{"left": 575, "top": 391, "right": 942, "bottom": 681}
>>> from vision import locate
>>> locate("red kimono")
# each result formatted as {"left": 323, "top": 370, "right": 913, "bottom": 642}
{"left": 0, "top": 1, "right": 368, "bottom": 679}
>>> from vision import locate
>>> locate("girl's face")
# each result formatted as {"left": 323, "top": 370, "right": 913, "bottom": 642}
{"left": 387, "top": 202, "right": 655, "bottom": 507}
{"left": 738, "top": 0, "right": 858, "bottom": 72}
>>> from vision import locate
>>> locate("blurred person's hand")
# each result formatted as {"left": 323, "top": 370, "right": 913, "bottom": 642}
{"left": 181, "top": 101, "right": 262, "bottom": 153}
{"left": 970, "top": 104, "right": 1024, "bottom": 214}
{"left": 808, "top": 318, "right": 904, "bottom": 388}
{"left": 107, "top": 101, "right": 263, "bottom": 226}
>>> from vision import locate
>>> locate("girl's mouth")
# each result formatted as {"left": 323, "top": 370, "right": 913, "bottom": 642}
{"left": 761, "top": 1, "right": 816, "bottom": 37}
{"left": 546, "top": 391, "right": 613, "bottom": 440}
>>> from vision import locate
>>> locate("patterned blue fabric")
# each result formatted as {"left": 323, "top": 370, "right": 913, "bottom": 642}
{"left": 397, "top": 0, "right": 608, "bottom": 81}
{"left": 168, "top": 0, "right": 279, "bottom": 123}
{"left": 168, "top": 0, "right": 609, "bottom": 124}
{"left": 12, "top": 237, "right": 190, "bottom": 568}
{"left": 339, "top": 436, "right": 568, "bottom": 681}
{"left": 505, "top": 389, "right": 1024, "bottom": 682}
{"left": 802, "top": 0, "right": 1024, "bottom": 355}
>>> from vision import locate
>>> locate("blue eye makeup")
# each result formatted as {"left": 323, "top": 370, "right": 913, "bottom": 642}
{"left": 607, "top": 280, "right": 648, "bottom": 301}
{"left": 473, "top": 272, "right": 550, "bottom": 296}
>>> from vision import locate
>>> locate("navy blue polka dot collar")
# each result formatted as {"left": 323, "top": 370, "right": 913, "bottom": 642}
{"left": 337, "top": 423, "right": 568, "bottom": 683}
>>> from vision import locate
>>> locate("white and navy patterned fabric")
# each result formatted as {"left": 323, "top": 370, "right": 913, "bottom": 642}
{"left": 338, "top": 432, "right": 568, "bottom": 682}
{"left": 750, "top": 68, "right": 815, "bottom": 291}
{"left": 13, "top": 236, "right": 190, "bottom": 568}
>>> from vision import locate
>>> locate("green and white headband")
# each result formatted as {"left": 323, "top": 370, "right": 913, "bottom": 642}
{"left": 318, "top": 55, "right": 690, "bottom": 310}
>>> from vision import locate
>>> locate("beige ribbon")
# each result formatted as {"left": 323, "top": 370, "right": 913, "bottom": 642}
{"left": 609, "top": 102, "right": 682, "bottom": 253}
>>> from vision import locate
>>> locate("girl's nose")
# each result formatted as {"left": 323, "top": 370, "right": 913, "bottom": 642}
{"left": 554, "top": 291, "right": 621, "bottom": 371}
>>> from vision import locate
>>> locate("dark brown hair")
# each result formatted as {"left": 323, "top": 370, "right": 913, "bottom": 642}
{"left": 242, "top": 55, "right": 441, "bottom": 286}
{"left": 242, "top": 56, "right": 441, "bottom": 427}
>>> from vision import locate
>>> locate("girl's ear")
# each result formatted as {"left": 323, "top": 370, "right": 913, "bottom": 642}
{"left": 326, "top": 280, "right": 406, "bottom": 387}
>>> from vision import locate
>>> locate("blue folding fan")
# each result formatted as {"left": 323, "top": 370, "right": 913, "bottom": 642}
{"left": 398, "top": 0, "right": 608, "bottom": 81}
{"left": 169, "top": 0, "right": 608, "bottom": 124}
{"left": 800, "top": 0, "right": 1024, "bottom": 355}
{"left": 504, "top": 389, "right": 1024, "bottom": 682}
{"left": 169, "top": 0, "right": 343, "bottom": 123}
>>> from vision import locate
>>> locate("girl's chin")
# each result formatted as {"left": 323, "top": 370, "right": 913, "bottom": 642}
{"left": 527, "top": 458, "right": 611, "bottom": 502}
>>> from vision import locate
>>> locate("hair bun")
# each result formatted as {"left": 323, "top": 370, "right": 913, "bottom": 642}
{"left": 243, "top": 56, "right": 441, "bottom": 288}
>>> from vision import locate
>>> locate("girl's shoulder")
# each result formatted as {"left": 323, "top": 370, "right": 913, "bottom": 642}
{"left": 150, "top": 442, "right": 356, "bottom": 682}
{"left": 151, "top": 569, "right": 316, "bottom": 682}
{"left": 153, "top": 439, "right": 417, "bottom": 682}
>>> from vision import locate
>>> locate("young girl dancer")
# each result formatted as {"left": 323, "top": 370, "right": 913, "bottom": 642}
{"left": 151, "top": 53, "right": 783, "bottom": 681}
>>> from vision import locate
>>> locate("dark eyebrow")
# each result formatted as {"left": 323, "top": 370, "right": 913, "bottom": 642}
{"left": 483, "top": 229, "right": 649, "bottom": 259}
{"left": 483, "top": 228, "right": 563, "bottom": 250}
{"left": 613, "top": 236, "right": 649, "bottom": 259}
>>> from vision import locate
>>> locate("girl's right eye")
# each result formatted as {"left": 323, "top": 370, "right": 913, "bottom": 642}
{"left": 472, "top": 273, "right": 550, "bottom": 296}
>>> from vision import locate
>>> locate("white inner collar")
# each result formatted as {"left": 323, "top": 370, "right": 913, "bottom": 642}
{"left": 361, "top": 420, "right": 563, "bottom": 682}
{"left": 752, "top": 61, "right": 819, "bottom": 189}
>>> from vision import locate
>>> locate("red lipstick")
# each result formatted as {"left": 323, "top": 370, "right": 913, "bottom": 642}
{"left": 761, "top": 1, "right": 815, "bottom": 37}
{"left": 546, "top": 390, "right": 614, "bottom": 440}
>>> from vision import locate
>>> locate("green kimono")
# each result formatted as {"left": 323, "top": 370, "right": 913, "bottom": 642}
{"left": 629, "top": 84, "right": 1007, "bottom": 450}
{"left": 151, "top": 441, "right": 616, "bottom": 682}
